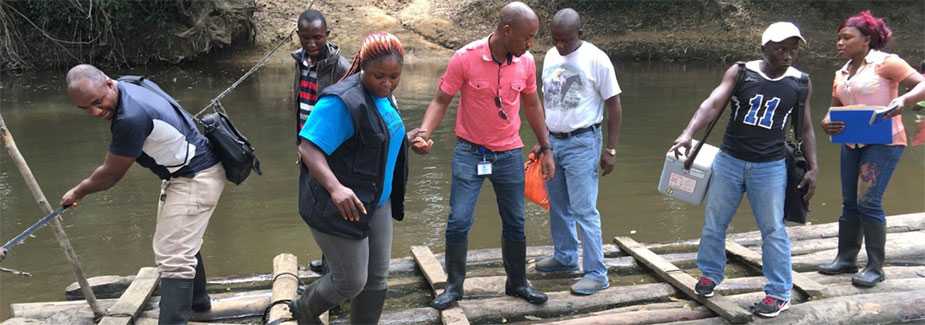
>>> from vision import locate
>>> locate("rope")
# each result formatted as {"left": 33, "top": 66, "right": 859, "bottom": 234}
{"left": 192, "top": 0, "right": 317, "bottom": 120}
{"left": 272, "top": 271, "right": 303, "bottom": 286}
{"left": 104, "top": 312, "right": 135, "bottom": 319}
{"left": 259, "top": 271, "right": 304, "bottom": 324}
{"left": 262, "top": 299, "right": 295, "bottom": 325}
{"left": 193, "top": 27, "right": 295, "bottom": 118}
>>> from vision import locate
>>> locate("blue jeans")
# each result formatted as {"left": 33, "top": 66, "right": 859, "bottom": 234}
{"left": 445, "top": 140, "right": 525, "bottom": 244}
{"left": 697, "top": 151, "right": 792, "bottom": 300}
{"left": 840, "top": 145, "right": 904, "bottom": 224}
{"left": 545, "top": 128, "right": 607, "bottom": 283}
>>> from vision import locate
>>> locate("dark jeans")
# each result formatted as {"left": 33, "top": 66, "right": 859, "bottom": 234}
{"left": 445, "top": 140, "right": 525, "bottom": 244}
{"left": 840, "top": 144, "right": 904, "bottom": 224}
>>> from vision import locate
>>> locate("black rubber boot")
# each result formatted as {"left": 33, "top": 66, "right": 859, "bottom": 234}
{"left": 430, "top": 240, "right": 467, "bottom": 310}
{"left": 309, "top": 254, "right": 329, "bottom": 275}
{"left": 158, "top": 278, "right": 194, "bottom": 325}
{"left": 290, "top": 281, "right": 339, "bottom": 325}
{"left": 191, "top": 253, "right": 211, "bottom": 312}
{"left": 350, "top": 289, "right": 387, "bottom": 325}
{"left": 502, "top": 239, "right": 548, "bottom": 305}
{"left": 853, "top": 219, "right": 886, "bottom": 287}
{"left": 818, "top": 218, "right": 863, "bottom": 275}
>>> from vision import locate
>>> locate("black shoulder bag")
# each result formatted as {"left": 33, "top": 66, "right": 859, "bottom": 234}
{"left": 784, "top": 74, "right": 811, "bottom": 224}
{"left": 118, "top": 76, "right": 262, "bottom": 185}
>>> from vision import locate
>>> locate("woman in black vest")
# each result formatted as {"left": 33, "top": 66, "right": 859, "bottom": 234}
{"left": 290, "top": 32, "right": 412, "bottom": 324}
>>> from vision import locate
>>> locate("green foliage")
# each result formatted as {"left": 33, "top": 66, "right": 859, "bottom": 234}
{"left": 2, "top": 0, "right": 182, "bottom": 68}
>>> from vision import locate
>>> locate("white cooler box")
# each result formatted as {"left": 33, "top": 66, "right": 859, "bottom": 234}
{"left": 657, "top": 141, "right": 720, "bottom": 205}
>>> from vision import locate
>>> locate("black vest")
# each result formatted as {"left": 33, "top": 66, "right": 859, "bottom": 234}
{"left": 298, "top": 74, "right": 408, "bottom": 239}
{"left": 721, "top": 63, "right": 809, "bottom": 162}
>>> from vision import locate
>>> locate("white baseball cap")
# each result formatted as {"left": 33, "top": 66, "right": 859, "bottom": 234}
{"left": 761, "top": 22, "right": 806, "bottom": 46}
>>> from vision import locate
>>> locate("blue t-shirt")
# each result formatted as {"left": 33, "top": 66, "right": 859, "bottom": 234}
{"left": 299, "top": 95, "right": 405, "bottom": 206}
{"left": 110, "top": 82, "right": 218, "bottom": 179}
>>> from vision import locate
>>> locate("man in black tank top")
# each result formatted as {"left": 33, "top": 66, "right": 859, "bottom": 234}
{"left": 668, "top": 22, "right": 818, "bottom": 318}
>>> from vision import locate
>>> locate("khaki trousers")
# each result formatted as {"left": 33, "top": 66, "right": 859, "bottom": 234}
{"left": 154, "top": 164, "right": 225, "bottom": 279}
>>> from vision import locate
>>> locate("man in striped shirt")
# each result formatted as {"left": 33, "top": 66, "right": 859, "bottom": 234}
{"left": 293, "top": 9, "right": 350, "bottom": 141}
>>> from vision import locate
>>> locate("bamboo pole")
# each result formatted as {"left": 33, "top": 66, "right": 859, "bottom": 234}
{"left": 0, "top": 113, "right": 104, "bottom": 319}
{"left": 268, "top": 254, "right": 298, "bottom": 325}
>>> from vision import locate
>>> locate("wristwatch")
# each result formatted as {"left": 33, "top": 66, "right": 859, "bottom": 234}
{"left": 605, "top": 148, "right": 616, "bottom": 156}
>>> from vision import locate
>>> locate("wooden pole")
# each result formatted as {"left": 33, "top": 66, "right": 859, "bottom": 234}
{"left": 0, "top": 113, "right": 104, "bottom": 319}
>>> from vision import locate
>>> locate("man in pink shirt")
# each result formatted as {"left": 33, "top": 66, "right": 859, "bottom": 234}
{"left": 412, "top": 1, "right": 555, "bottom": 310}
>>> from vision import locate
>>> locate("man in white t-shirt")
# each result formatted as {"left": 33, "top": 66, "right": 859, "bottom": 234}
{"left": 534, "top": 8, "right": 623, "bottom": 295}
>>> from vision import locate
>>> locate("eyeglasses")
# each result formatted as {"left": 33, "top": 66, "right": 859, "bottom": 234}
{"left": 495, "top": 64, "right": 508, "bottom": 120}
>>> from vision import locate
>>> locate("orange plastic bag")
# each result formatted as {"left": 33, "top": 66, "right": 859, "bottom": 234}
{"left": 524, "top": 152, "right": 550, "bottom": 210}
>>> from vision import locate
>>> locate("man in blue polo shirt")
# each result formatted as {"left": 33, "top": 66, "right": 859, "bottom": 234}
{"left": 61, "top": 64, "right": 225, "bottom": 325}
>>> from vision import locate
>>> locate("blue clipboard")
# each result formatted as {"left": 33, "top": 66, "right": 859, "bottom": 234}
{"left": 829, "top": 105, "right": 894, "bottom": 144}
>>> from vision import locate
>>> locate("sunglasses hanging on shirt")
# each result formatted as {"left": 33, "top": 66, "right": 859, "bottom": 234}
{"left": 495, "top": 58, "right": 509, "bottom": 121}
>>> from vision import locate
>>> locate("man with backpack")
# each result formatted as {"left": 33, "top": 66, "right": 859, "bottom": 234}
{"left": 668, "top": 22, "right": 818, "bottom": 318}
{"left": 61, "top": 64, "right": 224, "bottom": 325}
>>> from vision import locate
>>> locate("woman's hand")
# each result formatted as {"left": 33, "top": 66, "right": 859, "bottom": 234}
{"left": 885, "top": 96, "right": 907, "bottom": 118}
{"left": 409, "top": 128, "right": 433, "bottom": 155}
{"left": 330, "top": 185, "right": 367, "bottom": 222}
{"left": 821, "top": 120, "right": 845, "bottom": 135}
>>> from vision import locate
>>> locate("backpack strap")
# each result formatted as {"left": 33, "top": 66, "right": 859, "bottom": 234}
{"left": 117, "top": 75, "right": 197, "bottom": 173}
{"left": 684, "top": 62, "right": 746, "bottom": 170}
{"left": 117, "top": 75, "right": 199, "bottom": 129}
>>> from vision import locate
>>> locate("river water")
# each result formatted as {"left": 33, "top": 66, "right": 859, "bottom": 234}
{"left": 1, "top": 59, "right": 922, "bottom": 319}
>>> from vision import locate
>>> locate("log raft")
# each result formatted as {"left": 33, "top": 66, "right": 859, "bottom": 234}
{"left": 5, "top": 212, "right": 924, "bottom": 324}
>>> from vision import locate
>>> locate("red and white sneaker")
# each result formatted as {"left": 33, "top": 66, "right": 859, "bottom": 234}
{"left": 753, "top": 295, "right": 790, "bottom": 318}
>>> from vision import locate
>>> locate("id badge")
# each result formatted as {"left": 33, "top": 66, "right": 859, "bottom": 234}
{"left": 477, "top": 161, "right": 493, "bottom": 176}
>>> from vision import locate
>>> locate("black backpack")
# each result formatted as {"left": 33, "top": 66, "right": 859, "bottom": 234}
{"left": 118, "top": 76, "right": 262, "bottom": 185}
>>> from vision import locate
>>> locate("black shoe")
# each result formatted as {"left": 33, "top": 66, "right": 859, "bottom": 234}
{"left": 694, "top": 276, "right": 716, "bottom": 298}
{"left": 431, "top": 240, "right": 468, "bottom": 310}
{"left": 818, "top": 218, "right": 862, "bottom": 275}
{"left": 853, "top": 219, "right": 886, "bottom": 287}
{"left": 158, "top": 278, "right": 194, "bottom": 325}
{"left": 290, "top": 281, "right": 338, "bottom": 325}
{"left": 502, "top": 239, "right": 548, "bottom": 305}
{"left": 350, "top": 289, "right": 387, "bottom": 325}
{"left": 191, "top": 253, "right": 211, "bottom": 313}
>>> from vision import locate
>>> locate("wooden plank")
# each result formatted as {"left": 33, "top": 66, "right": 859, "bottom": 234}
{"left": 410, "top": 245, "right": 447, "bottom": 290}
{"left": 97, "top": 267, "right": 159, "bottom": 325}
{"left": 410, "top": 246, "right": 470, "bottom": 325}
{"left": 613, "top": 236, "right": 752, "bottom": 324}
{"left": 725, "top": 240, "right": 825, "bottom": 299}
{"left": 268, "top": 254, "right": 299, "bottom": 325}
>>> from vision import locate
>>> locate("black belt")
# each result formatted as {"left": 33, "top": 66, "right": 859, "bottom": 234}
{"left": 549, "top": 123, "right": 600, "bottom": 139}
{"left": 457, "top": 138, "right": 509, "bottom": 154}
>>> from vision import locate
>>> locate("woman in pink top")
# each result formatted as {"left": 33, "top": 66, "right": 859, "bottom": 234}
{"left": 818, "top": 11, "right": 925, "bottom": 288}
